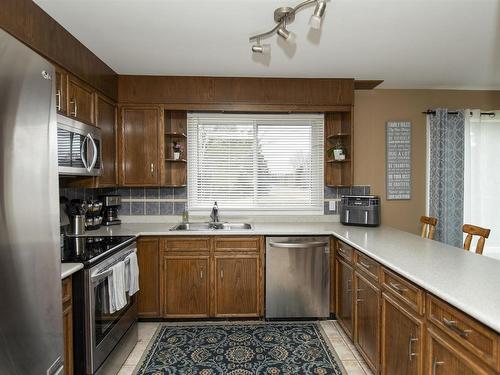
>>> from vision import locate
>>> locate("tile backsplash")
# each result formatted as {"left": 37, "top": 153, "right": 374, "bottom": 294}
{"left": 60, "top": 185, "right": 370, "bottom": 217}
{"left": 59, "top": 187, "right": 187, "bottom": 217}
{"left": 323, "top": 185, "right": 371, "bottom": 215}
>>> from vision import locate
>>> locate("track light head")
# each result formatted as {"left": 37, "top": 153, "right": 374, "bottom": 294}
{"left": 309, "top": 1, "right": 326, "bottom": 29}
{"left": 251, "top": 43, "right": 270, "bottom": 54}
{"left": 277, "top": 27, "right": 296, "bottom": 43}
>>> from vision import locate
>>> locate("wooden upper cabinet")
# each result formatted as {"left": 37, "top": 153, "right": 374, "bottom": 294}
{"left": 55, "top": 67, "right": 67, "bottom": 115}
{"left": 96, "top": 94, "right": 117, "bottom": 187}
{"left": 354, "top": 270, "right": 380, "bottom": 373}
{"left": 427, "top": 327, "right": 495, "bottom": 375}
{"left": 214, "top": 255, "right": 259, "bottom": 317}
{"left": 119, "top": 106, "right": 162, "bottom": 186}
{"left": 162, "top": 256, "right": 209, "bottom": 318}
{"left": 381, "top": 292, "right": 424, "bottom": 375}
{"left": 67, "top": 75, "right": 95, "bottom": 125}
{"left": 336, "top": 257, "right": 354, "bottom": 339}
{"left": 137, "top": 238, "right": 160, "bottom": 318}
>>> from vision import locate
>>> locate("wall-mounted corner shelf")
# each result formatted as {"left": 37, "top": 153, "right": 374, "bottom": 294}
{"left": 327, "top": 159, "right": 351, "bottom": 163}
{"left": 165, "top": 158, "right": 187, "bottom": 163}
{"left": 165, "top": 132, "right": 187, "bottom": 138}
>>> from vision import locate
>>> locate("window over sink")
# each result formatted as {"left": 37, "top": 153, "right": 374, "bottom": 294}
{"left": 187, "top": 113, "right": 324, "bottom": 215}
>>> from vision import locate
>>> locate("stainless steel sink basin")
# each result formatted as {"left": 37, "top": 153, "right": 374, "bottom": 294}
{"left": 170, "top": 222, "right": 252, "bottom": 231}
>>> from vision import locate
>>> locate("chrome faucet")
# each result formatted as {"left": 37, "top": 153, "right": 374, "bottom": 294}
{"left": 210, "top": 201, "right": 219, "bottom": 223}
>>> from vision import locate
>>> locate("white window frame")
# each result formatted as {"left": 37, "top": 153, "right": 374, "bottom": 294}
{"left": 187, "top": 113, "right": 324, "bottom": 216}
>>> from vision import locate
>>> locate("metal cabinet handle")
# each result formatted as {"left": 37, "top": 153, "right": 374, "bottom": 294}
{"left": 356, "top": 288, "right": 363, "bottom": 302}
{"left": 346, "top": 279, "right": 352, "bottom": 293}
{"left": 150, "top": 163, "right": 154, "bottom": 175}
{"left": 389, "top": 281, "right": 408, "bottom": 294}
{"left": 269, "top": 241, "right": 328, "bottom": 249}
{"left": 70, "top": 98, "right": 77, "bottom": 117}
{"left": 442, "top": 318, "right": 472, "bottom": 338}
{"left": 56, "top": 90, "right": 61, "bottom": 111}
{"left": 408, "top": 335, "right": 418, "bottom": 361}
{"left": 220, "top": 269, "right": 224, "bottom": 279}
{"left": 200, "top": 269, "right": 203, "bottom": 279}
{"left": 359, "top": 261, "right": 371, "bottom": 269}
{"left": 432, "top": 360, "right": 444, "bottom": 375}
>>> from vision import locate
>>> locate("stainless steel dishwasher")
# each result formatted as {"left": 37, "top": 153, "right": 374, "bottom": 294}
{"left": 265, "top": 236, "right": 330, "bottom": 318}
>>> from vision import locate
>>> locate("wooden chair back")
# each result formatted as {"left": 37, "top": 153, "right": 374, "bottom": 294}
{"left": 420, "top": 216, "right": 438, "bottom": 240}
{"left": 463, "top": 224, "right": 491, "bottom": 255}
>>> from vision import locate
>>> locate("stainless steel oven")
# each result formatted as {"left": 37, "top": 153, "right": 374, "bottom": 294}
{"left": 57, "top": 114, "right": 102, "bottom": 176}
{"left": 77, "top": 241, "right": 138, "bottom": 375}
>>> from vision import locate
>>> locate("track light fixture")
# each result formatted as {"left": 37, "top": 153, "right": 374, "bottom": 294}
{"left": 249, "top": 0, "right": 327, "bottom": 54}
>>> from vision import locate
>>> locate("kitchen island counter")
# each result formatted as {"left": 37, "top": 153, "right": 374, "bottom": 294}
{"left": 90, "top": 221, "right": 500, "bottom": 333}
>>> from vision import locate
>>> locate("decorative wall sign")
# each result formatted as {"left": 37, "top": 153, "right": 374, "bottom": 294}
{"left": 386, "top": 121, "right": 411, "bottom": 200}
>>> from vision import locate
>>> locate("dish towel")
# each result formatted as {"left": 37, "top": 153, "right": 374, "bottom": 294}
{"left": 108, "top": 261, "right": 127, "bottom": 314}
{"left": 125, "top": 251, "right": 140, "bottom": 296}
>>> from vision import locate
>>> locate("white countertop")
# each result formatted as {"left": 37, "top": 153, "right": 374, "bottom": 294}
{"left": 89, "top": 221, "right": 500, "bottom": 333}
{"left": 61, "top": 263, "right": 83, "bottom": 279}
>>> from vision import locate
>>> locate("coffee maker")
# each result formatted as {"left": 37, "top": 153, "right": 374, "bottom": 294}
{"left": 101, "top": 195, "right": 122, "bottom": 226}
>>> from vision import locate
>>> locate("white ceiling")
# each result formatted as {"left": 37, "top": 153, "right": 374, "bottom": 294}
{"left": 34, "top": 0, "right": 500, "bottom": 89}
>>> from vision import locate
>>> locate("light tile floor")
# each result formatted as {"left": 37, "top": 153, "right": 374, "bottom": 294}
{"left": 118, "top": 320, "right": 373, "bottom": 375}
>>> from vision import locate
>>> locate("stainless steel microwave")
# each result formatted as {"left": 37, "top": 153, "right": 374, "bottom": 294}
{"left": 57, "top": 114, "right": 102, "bottom": 176}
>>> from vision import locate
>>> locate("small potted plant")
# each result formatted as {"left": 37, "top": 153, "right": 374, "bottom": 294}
{"left": 172, "top": 141, "right": 184, "bottom": 160}
{"left": 328, "top": 140, "right": 346, "bottom": 161}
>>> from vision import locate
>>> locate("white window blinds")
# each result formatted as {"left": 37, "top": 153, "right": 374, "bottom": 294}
{"left": 187, "top": 113, "right": 324, "bottom": 215}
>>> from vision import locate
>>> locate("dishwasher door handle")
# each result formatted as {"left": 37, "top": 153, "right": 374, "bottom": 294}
{"left": 268, "top": 241, "right": 328, "bottom": 249}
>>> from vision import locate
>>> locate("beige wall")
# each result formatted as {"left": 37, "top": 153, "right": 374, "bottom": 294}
{"left": 353, "top": 89, "right": 500, "bottom": 234}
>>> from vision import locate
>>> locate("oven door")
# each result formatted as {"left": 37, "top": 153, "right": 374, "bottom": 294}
{"left": 86, "top": 244, "right": 137, "bottom": 373}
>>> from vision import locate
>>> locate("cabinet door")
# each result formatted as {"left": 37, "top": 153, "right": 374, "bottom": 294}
{"left": 96, "top": 95, "right": 117, "bottom": 186}
{"left": 55, "top": 67, "right": 67, "bottom": 115}
{"left": 214, "top": 255, "right": 259, "bottom": 317}
{"left": 137, "top": 238, "right": 160, "bottom": 318}
{"left": 62, "top": 277, "right": 73, "bottom": 375}
{"left": 163, "top": 256, "right": 209, "bottom": 318}
{"left": 119, "top": 106, "right": 161, "bottom": 186}
{"left": 427, "top": 328, "right": 493, "bottom": 375}
{"left": 67, "top": 75, "right": 95, "bottom": 125}
{"left": 336, "top": 258, "right": 354, "bottom": 338}
{"left": 381, "top": 292, "right": 424, "bottom": 375}
{"left": 354, "top": 271, "right": 380, "bottom": 373}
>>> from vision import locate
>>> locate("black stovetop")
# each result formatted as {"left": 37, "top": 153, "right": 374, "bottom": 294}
{"left": 61, "top": 235, "right": 135, "bottom": 266}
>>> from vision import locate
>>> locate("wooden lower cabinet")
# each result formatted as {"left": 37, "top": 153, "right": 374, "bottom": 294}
{"left": 62, "top": 276, "right": 73, "bottom": 375}
{"left": 137, "top": 238, "right": 160, "bottom": 318}
{"left": 427, "top": 327, "right": 494, "bottom": 375}
{"left": 336, "top": 257, "right": 354, "bottom": 339}
{"left": 354, "top": 271, "right": 380, "bottom": 373}
{"left": 214, "top": 255, "right": 259, "bottom": 317}
{"left": 381, "top": 292, "right": 424, "bottom": 375}
{"left": 163, "top": 256, "right": 210, "bottom": 318}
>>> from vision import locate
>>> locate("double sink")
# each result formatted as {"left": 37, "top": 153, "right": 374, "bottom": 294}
{"left": 170, "top": 222, "right": 252, "bottom": 231}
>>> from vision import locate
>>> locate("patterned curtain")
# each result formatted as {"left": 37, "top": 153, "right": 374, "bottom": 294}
{"left": 428, "top": 108, "right": 465, "bottom": 247}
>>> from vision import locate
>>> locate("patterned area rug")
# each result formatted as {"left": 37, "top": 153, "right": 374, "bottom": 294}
{"left": 134, "top": 322, "right": 346, "bottom": 374}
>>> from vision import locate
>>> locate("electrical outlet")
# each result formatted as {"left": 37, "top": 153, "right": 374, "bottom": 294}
{"left": 329, "top": 200, "right": 336, "bottom": 211}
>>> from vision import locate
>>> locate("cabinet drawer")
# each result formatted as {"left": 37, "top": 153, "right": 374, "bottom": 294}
{"left": 355, "top": 251, "right": 380, "bottom": 281}
{"left": 382, "top": 268, "right": 424, "bottom": 315}
{"left": 336, "top": 240, "right": 354, "bottom": 263}
{"left": 161, "top": 237, "right": 210, "bottom": 253}
{"left": 427, "top": 294, "right": 499, "bottom": 370}
{"left": 214, "top": 237, "right": 260, "bottom": 252}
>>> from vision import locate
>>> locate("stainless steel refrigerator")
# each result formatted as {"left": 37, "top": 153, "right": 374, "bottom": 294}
{"left": 0, "top": 29, "right": 64, "bottom": 374}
